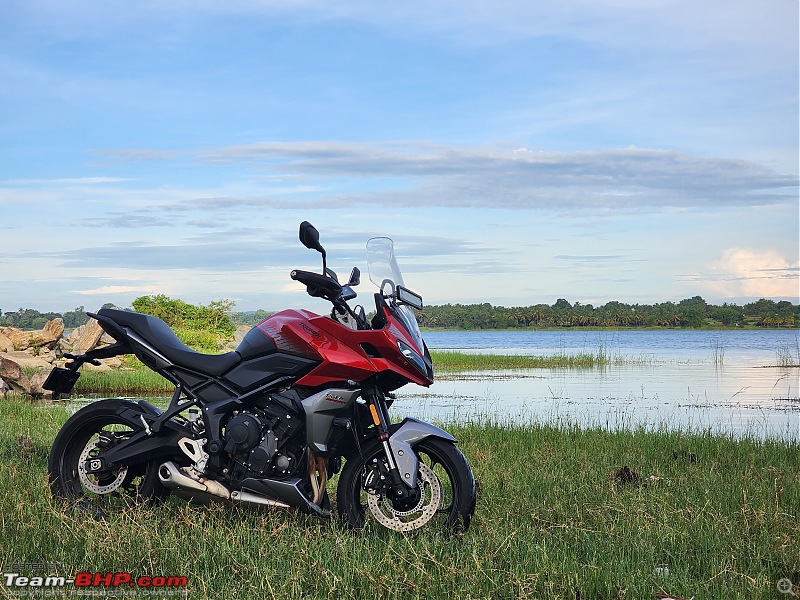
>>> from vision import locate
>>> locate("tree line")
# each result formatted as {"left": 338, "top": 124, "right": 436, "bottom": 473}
{"left": 1, "top": 295, "right": 797, "bottom": 331}
{"left": 0, "top": 306, "right": 95, "bottom": 330}
{"left": 416, "top": 297, "right": 798, "bottom": 329}
{"left": 0, "top": 299, "right": 272, "bottom": 331}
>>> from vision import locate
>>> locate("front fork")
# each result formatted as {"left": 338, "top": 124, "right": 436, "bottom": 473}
{"left": 364, "top": 387, "right": 415, "bottom": 501}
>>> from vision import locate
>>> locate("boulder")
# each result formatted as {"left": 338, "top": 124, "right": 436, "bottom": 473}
{"left": 83, "top": 356, "right": 122, "bottom": 371}
{"left": 0, "top": 378, "right": 8, "bottom": 396}
{"left": 44, "top": 317, "right": 65, "bottom": 339}
{"left": 37, "top": 347, "right": 57, "bottom": 363}
{"left": 0, "top": 318, "right": 64, "bottom": 351}
{"left": 75, "top": 320, "right": 104, "bottom": 353}
{"left": 0, "top": 351, "right": 53, "bottom": 370}
{"left": 0, "top": 356, "right": 31, "bottom": 394}
{"left": 234, "top": 325, "right": 252, "bottom": 344}
{"left": 0, "top": 331, "right": 13, "bottom": 353}
{"left": 28, "top": 370, "right": 53, "bottom": 400}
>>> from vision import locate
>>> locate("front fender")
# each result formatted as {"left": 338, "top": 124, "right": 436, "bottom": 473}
{"left": 388, "top": 417, "right": 457, "bottom": 488}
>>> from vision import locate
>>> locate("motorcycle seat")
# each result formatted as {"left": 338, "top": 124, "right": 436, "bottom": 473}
{"left": 96, "top": 308, "right": 242, "bottom": 376}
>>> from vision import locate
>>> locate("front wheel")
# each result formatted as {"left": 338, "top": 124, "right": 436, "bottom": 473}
{"left": 337, "top": 437, "right": 476, "bottom": 532}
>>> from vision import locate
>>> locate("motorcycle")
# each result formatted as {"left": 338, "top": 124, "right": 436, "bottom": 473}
{"left": 45, "top": 222, "right": 476, "bottom": 532}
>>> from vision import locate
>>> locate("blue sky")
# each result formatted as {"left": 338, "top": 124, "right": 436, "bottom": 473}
{"left": 1, "top": 0, "right": 798, "bottom": 314}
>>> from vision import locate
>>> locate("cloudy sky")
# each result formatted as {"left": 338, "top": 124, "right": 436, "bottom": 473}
{"left": 1, "top": 0, "right": 797, "bottom": 314}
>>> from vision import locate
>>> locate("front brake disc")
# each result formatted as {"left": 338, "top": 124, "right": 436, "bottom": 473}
{"left": 367, "top": 462, "right": 443, "bottom": 532}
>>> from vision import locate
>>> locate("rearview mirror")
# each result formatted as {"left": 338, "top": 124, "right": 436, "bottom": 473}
{"left": 347, "top": 267, "right": 360, "bottom": 287}
{"left": 396, "top": 285, "right": 423, "bottom": 310}
{"left": 299, "top": 221, "right": 324, "bottom": 254}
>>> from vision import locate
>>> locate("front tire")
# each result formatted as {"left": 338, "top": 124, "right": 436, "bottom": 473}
{"left": 337, "top": 436, "right": 476, "bottom": 532}
{"left": 48, "top": 399, "right": 168, "bottom": 510}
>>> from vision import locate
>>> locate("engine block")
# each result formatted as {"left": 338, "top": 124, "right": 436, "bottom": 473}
{"left": 222, "top": 403, "right": 304, "bottom": 481}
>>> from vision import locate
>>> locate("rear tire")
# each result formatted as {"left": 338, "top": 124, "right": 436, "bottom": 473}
{"left": 48, "top": 399, "right": 168, "bottom": 510}
{"left": 337, "top": 436, "right": 476, "bottom": 532}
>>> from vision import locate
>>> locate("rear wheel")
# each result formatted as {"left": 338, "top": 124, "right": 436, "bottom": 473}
{"left": 337, "top": 437, "right": 475, "bottom": 532}
{"left": 48, "top": 399, "right": 168, "bottom": 511}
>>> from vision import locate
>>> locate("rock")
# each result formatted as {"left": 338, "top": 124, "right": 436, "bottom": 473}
{"left": 0, "top": 356, "right": 31, "bottom": 394}
{"left": 101, "top": 357, "right": 123, "bottom": 369}
{"left": 0, "top": 318, "right": 64, "bottom": 351}
{"left": 75, "top": 320, "right": 104, "bottom": 353}
{"left": 234, "top": 325, "right": 251, "bottom": 344}
{"left": 37, "top": 347, "right": 57, "bottom": 363}
{"left": 84, "top": 362, "right": 111, "bottom": 372}
{"left": 28, "top": 370, "right": 53, "bottom": 399}
{"left": 0, "top": 331, "right": 13, "bottom": 353}
{"left": 0, "top": 378, "right": 8, "bottom": 396}
{"left": 44, "top": 317, "right": 65, "bottom": 340}
{"left": 0, "top": 351, "right": 54, "bottom": 370}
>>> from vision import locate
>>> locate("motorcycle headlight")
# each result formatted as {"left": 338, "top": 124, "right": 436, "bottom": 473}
{"left": 397, "top": 340, "right": 426, "bottom": 375}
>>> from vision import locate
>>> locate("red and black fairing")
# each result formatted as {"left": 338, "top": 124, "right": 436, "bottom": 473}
{"left": 73, "top": 308, "right": 319, "bottom": 404}
{"left": 247, "top": 305, "right": 433, "bottom": 392}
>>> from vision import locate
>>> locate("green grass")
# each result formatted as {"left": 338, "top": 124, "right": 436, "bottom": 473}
{"left": 71, "top": 368, "right": 174, "bottom": 395}
{"left": 1, "top": 397, "right": 797, "bottom": 599}
{"left": 776, "top": 334, "right": 800, "bottom": 368}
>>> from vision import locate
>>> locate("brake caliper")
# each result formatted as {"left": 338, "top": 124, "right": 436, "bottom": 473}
{"left": 363, "top": 458, "right": 388, "bottom": 492}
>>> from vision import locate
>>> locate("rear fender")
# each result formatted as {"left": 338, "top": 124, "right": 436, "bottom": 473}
{"left": 388, "top": 417, "right": 457, "bottom": 488}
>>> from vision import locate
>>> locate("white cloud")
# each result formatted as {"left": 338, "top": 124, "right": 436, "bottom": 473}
{"left": 705, "top": 248, "right": 800, "bottom": 300}
{"left": 193, "top": 142, "right": 798, "bottom": 210}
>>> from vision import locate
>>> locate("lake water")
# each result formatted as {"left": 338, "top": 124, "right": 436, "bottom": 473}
{"left": 393, "top": 330, "right": 800, "bottom": 440}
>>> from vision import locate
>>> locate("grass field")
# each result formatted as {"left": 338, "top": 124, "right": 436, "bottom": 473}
{"left": 1, "top": 397, "right": 797, "bottom": 599}
{"left": 70, "top": 367, "right": 175, "bottom": 395}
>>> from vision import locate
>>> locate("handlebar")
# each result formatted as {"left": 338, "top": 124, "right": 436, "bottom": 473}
{"left": 290, "top": 269, "right": 343, "bottom": 299}
{"left": 291, "top": 267, "right": 371, "bottom": 330}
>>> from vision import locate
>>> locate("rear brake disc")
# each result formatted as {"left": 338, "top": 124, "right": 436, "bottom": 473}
{"left": 78, "top": 439, "right": 128, "bottom": 495}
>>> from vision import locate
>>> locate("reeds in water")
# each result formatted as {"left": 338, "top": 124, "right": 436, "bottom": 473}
{"left": 430, "top": 347, "right": 650, "bottom": 371}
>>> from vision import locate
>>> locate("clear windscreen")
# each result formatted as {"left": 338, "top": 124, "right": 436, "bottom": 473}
{"left": 366, "top": 237, "right": 405, "bottom": 288}
{"left": 366, "top": 237, "right": 425, "bottom": 353}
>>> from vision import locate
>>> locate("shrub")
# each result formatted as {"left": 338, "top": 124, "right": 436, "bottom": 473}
{"left": 131, "top": 295, "right": 235, "bottom": 336}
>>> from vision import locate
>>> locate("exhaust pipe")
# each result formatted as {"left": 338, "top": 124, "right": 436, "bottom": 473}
{"left": 231, "top": 490, "right": 291, "bottom": 509}
{"left": 159, "top": 462, "right": 290, "bottom": 509}
{"left": 158, "top": 461, "right": 224, "bottom": 497}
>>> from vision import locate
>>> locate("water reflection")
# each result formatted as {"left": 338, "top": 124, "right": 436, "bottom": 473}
{"left": 395, "top": 363, "right": 799, "bottom": 440}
